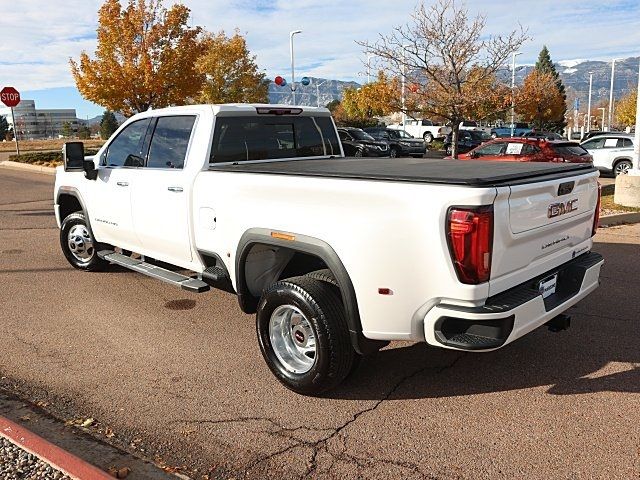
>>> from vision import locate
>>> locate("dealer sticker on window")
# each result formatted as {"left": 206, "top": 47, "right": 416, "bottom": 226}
{"left": 538, "top": 273, "right": 558, "bottom": 299}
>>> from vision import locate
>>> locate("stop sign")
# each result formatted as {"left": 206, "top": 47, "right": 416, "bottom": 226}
{"left": 0, "top": 87, "right": 20, "bottom": 108}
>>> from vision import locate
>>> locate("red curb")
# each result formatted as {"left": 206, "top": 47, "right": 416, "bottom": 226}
{"left": 0, "top": 415, "right": 113, "bottom": 480}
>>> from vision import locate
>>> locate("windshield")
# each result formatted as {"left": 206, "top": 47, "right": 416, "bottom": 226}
{"left": 393, "top": 130, "right": 414, "bottom": 139}
{"left": 351, "top": 130, "right": 376, "bottom": 141}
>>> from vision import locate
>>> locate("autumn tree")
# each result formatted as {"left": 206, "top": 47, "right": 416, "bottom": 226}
{"left": 534, "top": 46, "right": 566, "bottom": 131}
{"left": 361, "top": 0, "right": 527, "bottom": 157}
{"left": 515, "top": 70, "right": 565, "bottom": 128}
{"left": 616, "top": 90, "right": 637, "bottom": 127}
{"left": 99, "top": 110, "right": 119, "bottom": 139}
{"left": 197, "top": 31, "right": 268, "bottom": 104}
{"left": 71, "top": 0, "right": 206, "bottom": 116}
{"left": 341, "top": 71, "right": 400, "bottom": 120}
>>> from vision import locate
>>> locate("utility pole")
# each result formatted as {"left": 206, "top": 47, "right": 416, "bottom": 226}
{"left": 401, "top": 45, "right": 407, "bottom": 127}
{"left": 587, "top": 72, "right": 593, "bottom": 132}
{"left": 289, "top": 30, "right": 302, "bottom": 106}
{"left": 598, "top": 107, "right": 606, "bottom": 131}
{"left": 608, "top": 59, "right": 616, "bottom": 131}
{"left": 315, "top": 79, "right": 327, "bottom": 108}
{"left": 510, "top": 51, "right": 522, "bottom": 137}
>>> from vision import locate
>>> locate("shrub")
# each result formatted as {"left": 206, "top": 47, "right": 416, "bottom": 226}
{"left": 9, "top": 149, "right": 100, "bottom": 166}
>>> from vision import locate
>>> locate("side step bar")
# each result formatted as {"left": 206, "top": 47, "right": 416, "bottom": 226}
{"left": 97, "top": 250, "right": 210, "bottom": 293}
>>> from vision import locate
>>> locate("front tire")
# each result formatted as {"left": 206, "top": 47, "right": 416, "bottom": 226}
{"left": 60, "top": 212, "right": 107, "bottom": 271}
{"left": 389, "top": 147, "right": 398, "bottom": 158}
{"left": 423, "top": 132, "right": 434, "bottom": 143}
{"left": 256, "top": 276, "right": 356, "bottom": 395}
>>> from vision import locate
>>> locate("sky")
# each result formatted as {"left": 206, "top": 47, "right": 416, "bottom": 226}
{"left": 1, "top": 0, "right": 639, "bottom": 118}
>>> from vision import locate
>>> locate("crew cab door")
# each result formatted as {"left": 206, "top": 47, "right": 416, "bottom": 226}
{"left": 90, "top": 118, "right": 152, "bottom": 251}
{"left": 130, "top": 115, "right": 196, "bottom": 264}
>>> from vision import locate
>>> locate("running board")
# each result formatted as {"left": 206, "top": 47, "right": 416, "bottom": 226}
{"left": 97, "top": 250, "right": 210, "bottom": 293}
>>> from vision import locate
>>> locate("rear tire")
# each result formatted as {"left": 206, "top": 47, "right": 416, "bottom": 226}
{"left": 389, "top": 147, "right": 398, "bottom": 158}
{"left": 354, "top": 148, "right": 364, "bottom": 157}
{"left": 60, "top": 212, "right": 108, "bottom": 271}
{"left": 423, "top": 132, "right": 434, "bottom": 143}
{"left": 256, "top": 276, "right": 356, "bottom": 395}
{"left": 614, "top": 159, "right": 632, "bottom": 176}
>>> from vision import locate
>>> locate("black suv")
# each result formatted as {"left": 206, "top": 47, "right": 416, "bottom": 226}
{"left": 337, "top": 127, "right": 389, "bottom": 157}
{"left": 363, "top": 127, "right": 426, "bottom": 157}
{"left": 443, "top": 130, "right": 488, "bottom": 155}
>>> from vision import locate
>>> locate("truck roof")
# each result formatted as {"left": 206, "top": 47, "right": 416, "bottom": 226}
{"left": 209, "top": 157, "right": 596, "bottom": 187}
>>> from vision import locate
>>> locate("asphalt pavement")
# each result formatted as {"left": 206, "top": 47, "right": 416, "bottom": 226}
{"left": 0, "top": 167, "right": 638, "bottom": 479}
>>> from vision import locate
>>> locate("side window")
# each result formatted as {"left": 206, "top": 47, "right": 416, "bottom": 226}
{"left": 582, "top": 138, "right": 605, "bottom": 150}
{"left": 622, "top": 138, "right": 633, "bottom": 148}
{"left": 475, "top": 143, "right": 506, "bottom": 156}
{"left": 603, "top": 137, "right": 620, "bottom": 148}
{"left": 103, "top": 119, "right": 151, "bottom": 167}
{"left": 338, "top": 130, "right": 349, "bottom": 141}
{"left": 147, "top": 116, "right": 196, "bottom": 169}
{"left": 521, "top": 144, "right": 539, "bottom": 155}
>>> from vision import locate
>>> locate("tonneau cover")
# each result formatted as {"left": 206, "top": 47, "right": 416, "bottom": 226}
{"left": 208, "top": 157, "right": 595, "bottom": 187}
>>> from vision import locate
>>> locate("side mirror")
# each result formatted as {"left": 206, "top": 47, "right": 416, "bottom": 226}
{"left": 63, "top": 142, "right": 85, "bottom": 172}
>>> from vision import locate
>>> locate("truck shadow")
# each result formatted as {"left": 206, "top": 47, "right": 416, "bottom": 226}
{"left": 329, "top": 240, "right": 639, "bottom": 400}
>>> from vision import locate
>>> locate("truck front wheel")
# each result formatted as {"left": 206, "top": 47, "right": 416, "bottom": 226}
{"left": 60, "top": 212, "right": 108, "bottom": 271}
{"left": 256, "top": 276, "right": 356, "bottom": 395}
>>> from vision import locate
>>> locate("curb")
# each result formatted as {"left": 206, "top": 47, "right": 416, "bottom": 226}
{"left": 599, "top": 212, "right": 640, "bottom": 227}
{"left": 0, "top": 415, "right": 113, "bottom": 480}
{"left": 0, "top": 160, "right": 56, "bottom": 175}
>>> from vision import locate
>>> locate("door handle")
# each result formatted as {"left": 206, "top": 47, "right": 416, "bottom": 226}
{"left": 116, "top": 181, "right": 129, "bottom": 187}
{"left": 167, "top": 186, "right": 183, "bottom": 192}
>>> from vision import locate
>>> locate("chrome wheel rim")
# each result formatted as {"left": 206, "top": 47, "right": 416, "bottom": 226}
{"left": 615, "top": 162, "right": 631, "bottom": 176}
{"left": 269, "top": 305, "right": 316, "bottom": 374}
{"left": 67, "top": 224, "right": 94, "bottom": 262}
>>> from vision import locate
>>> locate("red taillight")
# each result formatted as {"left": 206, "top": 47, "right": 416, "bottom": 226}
{"left": 592, "top": 182, "right": 602, "bottom": 236}
{"left": 447, "top": 206, "right": 494, "bottom": 284}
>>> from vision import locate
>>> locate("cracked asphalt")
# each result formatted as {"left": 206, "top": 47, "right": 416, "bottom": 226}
{"left": 0, "top": 167, "right": 639, "bottom": 479}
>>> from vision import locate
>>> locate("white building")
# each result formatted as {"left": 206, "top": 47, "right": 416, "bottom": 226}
{"left": 0, "top": 100, "right": 79, "bottom": 140}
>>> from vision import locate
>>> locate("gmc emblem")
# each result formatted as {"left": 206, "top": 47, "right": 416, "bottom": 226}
{"left": 548, "top": 199, "right": 578, "bottom": 218}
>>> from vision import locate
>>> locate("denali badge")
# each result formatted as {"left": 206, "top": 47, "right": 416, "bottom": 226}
{"left": 548, "top": 199, "right": 578, "bottom": 218}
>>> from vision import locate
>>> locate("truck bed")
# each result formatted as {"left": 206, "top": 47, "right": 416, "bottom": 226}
{"left": 208, "top": 157, "right": 596, "bottom": 187}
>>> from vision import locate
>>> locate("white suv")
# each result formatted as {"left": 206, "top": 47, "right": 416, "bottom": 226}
{"left": 581, "top": 133, "right": 634, "bottom": 176}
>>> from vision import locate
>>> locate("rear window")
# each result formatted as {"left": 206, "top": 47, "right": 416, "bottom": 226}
{"left": 210, "top": 115, "right": 340, "bottom": 163}
{"left": 552, "top": 143, "right": 589, "bottom": 156}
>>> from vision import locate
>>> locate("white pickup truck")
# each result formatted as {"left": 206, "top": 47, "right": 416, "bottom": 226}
{"left": 388, "top": 118, "right": 447, "bottom": 143}
{"left": 55, "top": 104, "right": 604, "bottom": 395}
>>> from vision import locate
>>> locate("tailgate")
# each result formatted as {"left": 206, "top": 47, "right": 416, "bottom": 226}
{"left": 490, "top": 171, "right": 599, "bottom": 296}
{"left": 508, "top": 175, "right": 595, "bottom": 233}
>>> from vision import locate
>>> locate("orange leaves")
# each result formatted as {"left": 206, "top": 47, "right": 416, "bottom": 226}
{"left": 341, "top": 71, "right": 400, "bottom": 120}
{"left": 616, "top": 90, "right": 637, "bottom": 127}
{"left": 515, "top": 70, "right": 565, "bottom": 128}
{"left": 196, "top": 31, "right": 269, "bottom": 104}
{"left": 70, "top": 0, "right": 206, "bottom": 117}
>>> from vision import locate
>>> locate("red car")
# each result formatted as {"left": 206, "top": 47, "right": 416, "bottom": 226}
{"left": 454, "top": 138, "right": 593, "bottom": 164}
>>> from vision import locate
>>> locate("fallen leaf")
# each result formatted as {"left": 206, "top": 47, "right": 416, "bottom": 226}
{"left": 19, "top": 415, "right": 31, "bottom": 422}
{"left": 81, "top": 418, "right": 94, "bottom": 427}
{"left": 105, "top": 427, "right": 115, "bottom": 438}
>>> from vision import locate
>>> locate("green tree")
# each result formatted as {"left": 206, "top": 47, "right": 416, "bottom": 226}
{"left": 0, "top": 116, "right": 8, "bottom": 140}
{"left": 78, "top": 125, "right": 92, "bottom": 139}
{"left": 534, "top": 46, "right": 566, "bottom": 131}
{"left": 616, "top": 90, "right": 637, "bottom": 127}
{"left": 325, "top": 99, "right": 340, "bottom": 112}
{"left": 61, "top": 122, "right": 73, "bottom": 138}
{"left": 197, "top": 31, "right": 268, "bottom": 104}
{"left": 100, "top": 110, "right": 119, "bottom": 139}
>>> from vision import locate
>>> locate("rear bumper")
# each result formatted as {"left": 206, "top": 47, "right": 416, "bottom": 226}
{"left": 423, "top": 252, "right": 604, "bottom": 351}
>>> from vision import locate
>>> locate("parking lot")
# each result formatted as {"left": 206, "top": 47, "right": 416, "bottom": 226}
{"left": 0, "top": 167, "right": 638, "bottom": 479}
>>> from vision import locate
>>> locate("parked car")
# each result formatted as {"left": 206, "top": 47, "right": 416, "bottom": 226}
{"left": 388, "top": 118, "right": 447, "bottom": 143}
{"left": 363, "top": 127, "right": 426, "bottom": 157}
{"left": 490, "top": 123, "right": 531, "bottom": 138}
{"left": 54, "top": 103, "right": 603, "bottom": 395}
{"left": 455, "top": 138, "right": 593, "bottom": 164}
{"left": 443, "top": 129, "right": 488, "bottom": 155}
{"left": 580, "top": 133, "right": 634, "bottom": 176}
{"left": 337, "top": 127, "right": 389, "bottom": 157}
{"left": 522, "top": 130, "right": 564, "bottom": 140}
{"left": 581, "top": 130, "right": 607, "bottom": 141}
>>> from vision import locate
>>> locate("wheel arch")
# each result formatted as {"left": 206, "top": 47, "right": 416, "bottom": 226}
{"left": 235, "top": 228, "right": 385, "bottom": 355}
{"left": 56, "top": 187, "right": 94, "bottom": 237}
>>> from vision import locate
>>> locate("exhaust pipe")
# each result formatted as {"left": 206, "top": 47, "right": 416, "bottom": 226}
{"left": 546, "top": 314, "right": 571, "bottom": 332}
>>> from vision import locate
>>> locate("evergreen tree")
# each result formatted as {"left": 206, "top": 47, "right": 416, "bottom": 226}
{"left": 61, "top": 122, "right": 73, "bottom": 138}
{"left": 0, "top": 115, "right": 9, "bottom": 140}
{"left": 99, "top": 110, "right": 119, "bottom": 139}
{"left": 534, "top": 46, "right": 567, "bottom": 131}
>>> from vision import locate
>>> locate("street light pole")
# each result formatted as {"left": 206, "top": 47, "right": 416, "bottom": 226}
{"left": 289, "top": 30, "right": 302, "bottom": 106}
{"left": 598, "top": 107, "right": 606, "bottom": 131}
{"left": 510, "top": 51, "right": 522, "bottom": 137}
{"left": 608, "top": 59, "right": 616, "bottom": 131}
{"left": 587, "top": 72, "right": 593, "bottom": 132}
{"left": 632, "top": 60, "right": 640, "bottom": 175}
{"left": 401, "top": 45, "right": 407, "bottom": 127}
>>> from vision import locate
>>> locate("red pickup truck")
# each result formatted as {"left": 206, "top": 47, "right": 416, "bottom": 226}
{"left": 455, "top": 138, "right": 593, "bottom": 164}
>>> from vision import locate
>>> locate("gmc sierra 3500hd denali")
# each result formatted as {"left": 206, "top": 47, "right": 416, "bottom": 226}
{"left": 54, "top": 104, "right": 604, "bottom": 395}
